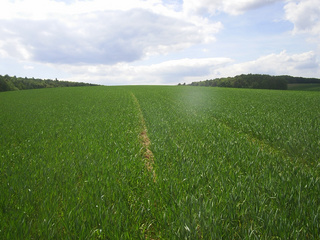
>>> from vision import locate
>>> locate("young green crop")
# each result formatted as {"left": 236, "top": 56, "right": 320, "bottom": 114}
{"left": 1, "top": 86, "right": 319, "bottom": 239}
{"left": 0, "top": 87, "right": 155, "bottom": 239}
{"left": 130, "top": 86, "right": 320, "bottom": 239}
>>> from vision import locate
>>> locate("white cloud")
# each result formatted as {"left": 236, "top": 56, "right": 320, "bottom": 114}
{"left": 284, "top": 0, "right": 320, "bottom": 56}
{"left": 0, "top": 0, "right": 160, "bottom": 19}
{"left": 183, "top": 0, "right": 284, "bottom": 16}
{"left": 284, "top": 0, "right": 320, "bottom": 35}
{"left": 58, "top": 57, "right": 233, "bottom": 85}
{"left": 223, "top": 0, "right": 284, "bottom": 15}
{"left": 0, "top": 0, "right": 221, "bottom": 65}
{"left": 211, "top": 51, "right": 320, "bottom": 79}
{"left": 63, "top": 51, "right": 319, "bottom": 85}
{"left": 23, "top": 65, "right": 35, "bottom": 70}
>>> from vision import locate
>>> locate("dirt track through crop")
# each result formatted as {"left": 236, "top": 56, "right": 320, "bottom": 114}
{"left": 131, "top": 92, "right": 156, "bottom": 182}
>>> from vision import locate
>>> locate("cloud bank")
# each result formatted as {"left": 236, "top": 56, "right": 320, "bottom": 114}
{"left": 0, "top": 6, "right": 221, "bottom": 64}
{"left": 212, "top": 51, "right": 320, "bottom": 78}
{"left": 56, "top": 51, "right": 319, "bottom": 85}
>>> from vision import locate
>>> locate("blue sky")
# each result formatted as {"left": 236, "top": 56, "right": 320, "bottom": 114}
{"left": 0, "top": 0, "right": 319, "bottom": 85}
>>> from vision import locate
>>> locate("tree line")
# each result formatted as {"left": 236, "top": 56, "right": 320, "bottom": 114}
{"left": 185, "top": 74, "right": 320, "bottom": 90}
{"left": 0, "top": 74, "right": 98, "bottom": 92}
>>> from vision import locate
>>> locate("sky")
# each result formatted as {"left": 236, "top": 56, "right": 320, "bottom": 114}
{"left": 0, "top": 0, "right": 320, "bottom": 85}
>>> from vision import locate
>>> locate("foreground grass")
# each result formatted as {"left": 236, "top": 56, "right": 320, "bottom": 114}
{"left": 0, "top": 86, "right": 319, "bottom": 239}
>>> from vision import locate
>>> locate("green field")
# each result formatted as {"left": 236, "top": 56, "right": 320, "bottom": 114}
{"left": 288, "top": 83, "right": 320, "bottom": 91}
{"left": 1, "top": 86, "right": 319, "bottom": 239}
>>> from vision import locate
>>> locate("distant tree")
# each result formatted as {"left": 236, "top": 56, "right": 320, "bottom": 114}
{"left": 0, "top": 77, "right": 11, "bottom": 91}
{"left": 0, "top": 74, "right": 99, "bottom": 92}
{"left": 188, "top": 74, "right": 291, "bottom": 90}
